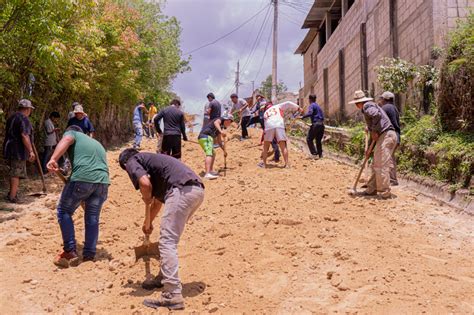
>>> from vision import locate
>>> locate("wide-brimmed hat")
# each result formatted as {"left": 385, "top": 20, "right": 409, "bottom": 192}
{"left": 18, "top": 99, "right": 35, "bottom": 109}
{"left": 73, "top": 105, "right": 85, "bottom": 114}
{"left": 348, "top": 90, "right": 373, "bottom": 104}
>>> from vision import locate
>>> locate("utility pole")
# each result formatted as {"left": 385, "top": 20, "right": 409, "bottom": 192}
{"left": 251, "top": 80, "right": 255, "bottom": 104}
{"left": 271, "top": 0, "right": 278, "bottom": 102}
{"left": 235, "top": 60, "right": 240, "bottom": 96}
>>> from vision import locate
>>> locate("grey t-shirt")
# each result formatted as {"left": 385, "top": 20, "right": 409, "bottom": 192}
{"left": 44, "top": 118, "right": 57, "bottom": 146}
{"left": 231, "top": 98, "right": 250, "bottom": 117}
{"left": 362, "top": 101, "right": 394, "bottom": 134}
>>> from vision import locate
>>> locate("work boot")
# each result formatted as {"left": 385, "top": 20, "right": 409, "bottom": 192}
{"left": 380, "top": 191, "right": 392, "bottom": 199}
{"left": 142, "top": 273, "right": 164, "bottom": 290}
{"left": 54, "top": 250, "right": 79, "bottom": 268}
{"left": 143, "top": 291, "right": 185, "bottom": 310}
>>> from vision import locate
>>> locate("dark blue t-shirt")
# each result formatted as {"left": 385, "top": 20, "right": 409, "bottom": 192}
{"left": 67, "top": 117, "right": 95, "bottom": 134}
{"left": 3, "top": 112, "right": 33, "bottom": 160}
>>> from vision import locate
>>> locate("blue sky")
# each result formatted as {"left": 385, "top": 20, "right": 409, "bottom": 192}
{"left": 162, "top": 0, "right": 312, "bottom": 115}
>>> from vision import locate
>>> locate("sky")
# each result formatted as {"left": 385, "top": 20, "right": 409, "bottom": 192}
{"left": 162, "top": 0, "right": 313, "bottom": 116}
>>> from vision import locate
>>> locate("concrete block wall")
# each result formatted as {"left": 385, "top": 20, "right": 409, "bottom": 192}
{"left": 299, "top": 0, "right": 473, "bottom": 122}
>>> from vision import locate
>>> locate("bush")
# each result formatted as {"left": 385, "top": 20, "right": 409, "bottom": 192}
{"left": 438, "top": 13, "right": 474, "bottom": 132}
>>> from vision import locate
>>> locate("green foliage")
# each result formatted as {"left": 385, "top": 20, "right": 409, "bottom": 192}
{"left": 344, "top": 124, "right": 365, "bottom": 159}
{"left": 438, "top": 13, "right": 474, "bottom": 132}
{"left": 259, "top": 75, "right": 288, "bottom": 100}
{"left": 0, "top": 0, "right": 189, "bottom": 144}
{"left": 375, "top": 58, "right": 418, "bottom": 94}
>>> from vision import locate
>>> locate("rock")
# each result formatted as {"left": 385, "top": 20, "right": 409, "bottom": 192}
{"left": 309, "top": 243, "right": 321, "bottom": 249}
{"left": 208, "top": 303, "right": 219, "bottom": 313}
{"left": 30, "top": 280, "right": 38, "bottom": 285}
{"left": 333, "top": 199, "right": 344, "bottom": 205}
{"left": 31, "top": 231, "right": 41, "bottom": 236}
{"left": 278, "top": 218, "right": 302, "bottom": 226}
{"left": 106, "top": 282, "right": 113, "bottom": 289}
{"left": 127, "top": 279, "right": 133, "bottom": 284}
{"left": 219, "top": 232, "right": 232, "bottom": 238}
{"left": 6, "top": 239, "right": 20, "bottom": 246}
{"left": 45, "top": 306, "right": 53, "bottom": 312}
{"left": 22, "top": 278, "right": 33, "bottom": 283}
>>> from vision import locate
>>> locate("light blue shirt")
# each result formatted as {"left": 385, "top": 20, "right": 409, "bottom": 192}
{"left": 133, "top": 105, "right": 143, "bottom": 124}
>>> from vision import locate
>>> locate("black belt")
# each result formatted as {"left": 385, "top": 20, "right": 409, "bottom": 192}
{"left": 184, "top": 180, "right": 204, "bottom": 189}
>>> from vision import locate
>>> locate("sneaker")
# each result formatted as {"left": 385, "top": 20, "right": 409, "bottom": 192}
{"left": 54, "top": 250, "right": 79, "bottom": 268}
{"left": 257, "top": 162, "right": 265, "bottom": 169}
{"left": 390, "top": 180, "right": 399, "bottom": 186}
{"left": 143, "top": 292, "right": 185, "bottom": 310}
{"left": 308, "top": 154, "right": 318, "bottom": 160}
{"left": 142, "top": 274, "right": 164, "bottom": 290}
{"left": 204, "top": 173, "right": 218, "bottom": 180}
{"left": 82, "top": 256, "right": 95, "bottom": 263}
{"left": 4, "top": 194, "right": 21, "bottom": 204}
{"left": 213, "top": 144, "right": 220, "bottom": 149}
{"left": 210, "top": 171, "right": 219, "bottom": 176}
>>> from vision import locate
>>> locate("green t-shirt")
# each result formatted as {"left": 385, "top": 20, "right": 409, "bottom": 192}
{"left": 64, "top": 131, "right": 110, "bottom": 184}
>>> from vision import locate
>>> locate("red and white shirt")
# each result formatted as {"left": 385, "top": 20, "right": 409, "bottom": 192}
{"left": 263, "top": 101, "right": 299, "bottom": 130}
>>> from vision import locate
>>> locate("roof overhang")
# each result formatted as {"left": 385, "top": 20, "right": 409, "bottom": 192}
{"left": 294, "top": 29, "right": 318, "bottom": 54}
{"left": 302, "top": 0, "right": 342, "bottom": 29}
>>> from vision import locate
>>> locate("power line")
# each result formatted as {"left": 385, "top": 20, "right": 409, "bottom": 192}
{"left": 254, "top": 19, "right": 273, "bottom": 82}
{"left": 183, "top": 4, "right": 271, "bottom": 55}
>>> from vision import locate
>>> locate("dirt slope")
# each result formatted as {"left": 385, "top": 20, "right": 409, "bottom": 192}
{"left": 0, "top": 128, "right": 473, "bottom": 314}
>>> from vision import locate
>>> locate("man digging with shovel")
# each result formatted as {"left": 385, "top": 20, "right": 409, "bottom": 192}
{"left": 119, "top": 149, "right": 205, "bottom": 310}
{"left": 348, "top": 90, "right": 397, "bottom": 199}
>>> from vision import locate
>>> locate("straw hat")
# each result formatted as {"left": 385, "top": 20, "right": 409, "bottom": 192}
{"left": 348, "top": 90, "right": 373, "bottom": 104}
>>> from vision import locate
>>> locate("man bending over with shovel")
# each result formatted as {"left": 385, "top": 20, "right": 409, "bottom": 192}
{"left": 119, "top": 149, "right": 205, "bottom": 310}
{"left": 47, "top": 125, "right": 110, "bottom": 267}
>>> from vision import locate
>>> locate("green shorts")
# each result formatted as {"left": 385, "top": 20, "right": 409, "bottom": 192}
{"left": 8, "top": 159, "right": 27, "bottom": 179}
{"left": 199, "top": 136, "right": 214, "bottom": 156}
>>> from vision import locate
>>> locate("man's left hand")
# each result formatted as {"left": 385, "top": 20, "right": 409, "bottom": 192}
{"left": 142, "top": 223, "right": 153, "bottom": 235}
{"left": 371, "top": 131, "right": 379, "bottom": 142}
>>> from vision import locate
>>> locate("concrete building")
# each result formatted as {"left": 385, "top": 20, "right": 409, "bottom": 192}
{"left": 295, "top": 0, "right": 473, "bottom": 122}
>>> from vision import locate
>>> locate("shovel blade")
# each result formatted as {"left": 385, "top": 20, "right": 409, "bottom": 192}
{"left": 134, "top": 242, "right": 160, "bottom": 261}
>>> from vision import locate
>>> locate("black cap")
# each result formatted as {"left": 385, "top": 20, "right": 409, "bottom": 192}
{"left": 230, "top": 93, "right": 238, "bottom": 98}
{"left": 119, "top": 148, "right": 140, "bottom": 170}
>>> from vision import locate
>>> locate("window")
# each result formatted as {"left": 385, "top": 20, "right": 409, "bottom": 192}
{"left": 348, "top": 0, "right": 355, "bottom": 10}
{"left": 319, "top": 22, "right": 326, "bottom": 52}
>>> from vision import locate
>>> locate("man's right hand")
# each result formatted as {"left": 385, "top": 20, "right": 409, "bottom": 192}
{"left": 28, "top": 151, "right": 36, "bottom": 162}
{"left": 47, "top": 159, "right": 59, "bottom": 172}
{"left": 142, "top": 224, "right": 153, "bottom": 235}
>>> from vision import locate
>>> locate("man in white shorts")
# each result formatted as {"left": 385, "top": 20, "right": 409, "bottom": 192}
{"left": 259, "top": 101, "right": 301, "bottom": 168}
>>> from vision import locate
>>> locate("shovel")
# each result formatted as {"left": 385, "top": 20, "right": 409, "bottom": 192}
{"left": 28, "top": 143, "right": 47, "bottom": 196}
{"left": 135, "top": 202, "right": 160, "bottom": 289}
{"left": 134, "top": 202, "right": 160, "bottom": 261}
{"left": 348, "top": 140, "right": 376, "bottom": 195}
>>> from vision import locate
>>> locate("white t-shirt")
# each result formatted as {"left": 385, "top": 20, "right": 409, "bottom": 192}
{"left": 44, "top": 118, "right": 57, "bottom": 146}
{"left": 263, "top": 101, "right": 299, "bottom": 130}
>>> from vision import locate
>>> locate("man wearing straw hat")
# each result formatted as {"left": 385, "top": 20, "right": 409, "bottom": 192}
{"left": 349, "top": 90, "right": 397, "bottom": 199}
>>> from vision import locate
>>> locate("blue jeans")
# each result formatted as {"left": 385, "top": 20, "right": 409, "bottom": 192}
{"left": 133, "top": 122, "right": 143, "bottom": 147}
{"left": 57, "top": 181, "right": 108, "bottom": 257}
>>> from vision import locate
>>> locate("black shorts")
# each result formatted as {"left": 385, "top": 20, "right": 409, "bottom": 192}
{"left": 161, "top": 135, "right": 182, "bottom": 159}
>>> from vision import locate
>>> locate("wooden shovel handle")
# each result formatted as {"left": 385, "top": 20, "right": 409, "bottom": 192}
{"left": 352, "top": 140, "right": 376, "bottom": 190}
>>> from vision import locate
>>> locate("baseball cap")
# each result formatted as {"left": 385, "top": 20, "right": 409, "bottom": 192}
{"left": 18, "top": 99, "right": 35, "bottom": 109}
{"left": 221, "top": 113, "right": 234, "bottom": 121}
{"left": 230, "top": 93, "right": 238, "bottom": 98}
{"left": 381, "top": 91, "right": 395, "bottom": 100}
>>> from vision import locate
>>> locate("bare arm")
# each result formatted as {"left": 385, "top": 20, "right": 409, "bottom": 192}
{"left": 47, "top": 135, "right": 75, "bottom": 172}
{"left": 21, "top": 133, "right": 34, "bottom": 161}
{"left": 138, "top": 174, "right": 153, "bottom": 205}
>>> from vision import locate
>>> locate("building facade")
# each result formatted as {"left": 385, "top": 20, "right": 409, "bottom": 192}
{"left": 295, "top": 0, "right": 473, "bottom": 122}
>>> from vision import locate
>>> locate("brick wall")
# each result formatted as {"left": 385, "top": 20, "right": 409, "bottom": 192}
{"left": 299, "top": 0, "right": 473, "bottom": 121}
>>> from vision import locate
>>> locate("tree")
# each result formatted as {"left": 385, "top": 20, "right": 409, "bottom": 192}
{"left": 259, "top": 75, "right": 287, "bottom": 100}
{"left": 0, "top": 0, "right": 189, "bottom": 145}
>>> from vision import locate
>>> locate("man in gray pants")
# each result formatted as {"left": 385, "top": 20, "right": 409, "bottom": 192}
{"left": 119, "top": 149, "right": 205, "bottom": 310}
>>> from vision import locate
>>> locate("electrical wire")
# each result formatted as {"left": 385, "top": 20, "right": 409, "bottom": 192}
{"left": 253, "top": 19, "right": 273, "bottom": 82}
{"left": 183, "top": 4, "right": 271, "bottom": 55}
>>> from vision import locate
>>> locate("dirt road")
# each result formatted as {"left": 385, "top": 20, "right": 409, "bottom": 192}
{"left": 1, "top": 128, "right": 473, "bottom": 314}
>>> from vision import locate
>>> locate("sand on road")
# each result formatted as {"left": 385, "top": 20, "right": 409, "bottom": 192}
{"left": 0, "top": 128, "right": 473, "bottom": 314}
